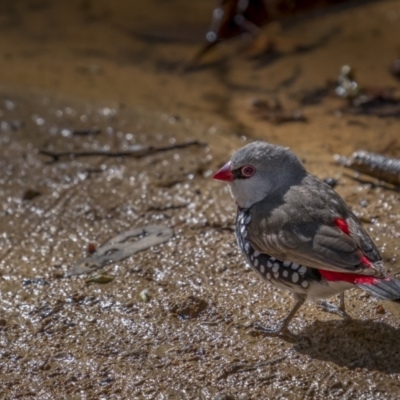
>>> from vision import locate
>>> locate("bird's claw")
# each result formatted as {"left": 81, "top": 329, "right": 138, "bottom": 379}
{"left": 252, "top": 322, "right": 298, "bottom": 340}
{"left": 317, "top": 301, "right": 352, "bottom": 321}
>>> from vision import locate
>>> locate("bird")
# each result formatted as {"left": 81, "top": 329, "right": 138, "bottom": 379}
{"left": 213, "top": 141, "right": 400, "bottom": 338}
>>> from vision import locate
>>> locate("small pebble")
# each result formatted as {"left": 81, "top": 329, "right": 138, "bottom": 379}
{"left": 376, "top": 304, "right": 385, "bottom": 314}
{"left": 87, "top": 243, "right": 96, "bottom": 254}
{"left": 139, "top": 289, "right": 150, "bottom": 302}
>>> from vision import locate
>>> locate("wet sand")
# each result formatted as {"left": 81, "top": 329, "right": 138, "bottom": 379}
{"left": 1, "top": 0, "right": 400, "bottom": 398}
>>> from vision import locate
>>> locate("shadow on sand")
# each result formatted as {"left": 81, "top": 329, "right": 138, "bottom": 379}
{"left": 293, "top": 319, "right": 400, "bottom": 373}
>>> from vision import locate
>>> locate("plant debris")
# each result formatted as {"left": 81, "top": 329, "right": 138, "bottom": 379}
{"left": 335, "top": 150, "right": 400, "bottom": 187}
{"left": 218, "top": 356, "right": 287, "bottom": 379}
{"left": 336, "top": 65, "right": 400, "bottom": 117}
{"left": 86, "top": 274, "right": 115, "bottom": 284}
{"left": 72, "top": 128, "right": 101, "bottom": 136}
{"left": 390, "top": 59, "right": 400, "bottom": 81}
{"left": 68, "top": 225, "right": 173, "bottom": 276}
{"left": 195, "top": 0, "right": 359, "bottom": 62}
{"left": 250, "top": 98, "right": 307, "bottom": 124}
{"left": 39, "top": 140, "right": 206, "bottom": 162}
{"left": 298, "top": 65, "right": 400, "bottom": 117}
{"left": 22, "top": 278, "right": 49, "bottom": 286}
{"left": 297, "top": 83, "right": 335, "bottom": 106}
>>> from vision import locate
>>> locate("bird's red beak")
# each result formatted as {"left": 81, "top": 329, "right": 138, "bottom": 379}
{"left": 213, "top": 161, "right": 233, "bottom": 182}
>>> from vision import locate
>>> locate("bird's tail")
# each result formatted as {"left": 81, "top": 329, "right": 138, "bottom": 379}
{"left": 357, "top": 276, "right": 400, "bottom": 301}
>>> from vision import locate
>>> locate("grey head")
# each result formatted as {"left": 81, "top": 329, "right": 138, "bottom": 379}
{"left": 213, "top": 141, "right": 307, "bottom": 209}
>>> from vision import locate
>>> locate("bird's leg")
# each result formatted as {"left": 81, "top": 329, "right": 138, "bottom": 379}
{"left": 317, "top": 292, "right": 352, "bottom": 321}
{"left": 339, "top": 292, "right": 346, "bottom": 312}
{"left": 254, "top": 295, "right": 306, "bottom": 339}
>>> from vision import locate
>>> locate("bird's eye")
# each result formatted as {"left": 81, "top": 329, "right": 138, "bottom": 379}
{"left": 241, "top": 165, "right": 255, "bottom": 177}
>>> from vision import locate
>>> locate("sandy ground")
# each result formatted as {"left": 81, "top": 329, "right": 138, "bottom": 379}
{"left": 2, "top": 0, "right": 400, "bottom": 399}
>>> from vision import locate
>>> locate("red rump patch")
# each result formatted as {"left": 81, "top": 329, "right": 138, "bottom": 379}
{"left": 360, "top": 256, "right": 372, "bottom": 267}
{"left": 334, "top": 218, "right": 373, "bottom": 268}
{"left": 319, "top": 269, "right": 377, "bottom": 284}
{"left": 334, "top": 218, "right": 350, "bottom": 235}
{"left": 322, "top": 218, "right": 376, "bottom": 283}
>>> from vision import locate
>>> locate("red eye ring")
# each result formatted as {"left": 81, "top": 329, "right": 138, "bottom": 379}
{"left": 241, "top": 165, "right": 255, "bottom": 177}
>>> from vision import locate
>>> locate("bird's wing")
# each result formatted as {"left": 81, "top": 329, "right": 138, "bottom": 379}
{"left": 248, "top": 216, "right": 385, "bottom": 278}
{"left": 346, "top": 215, "right": 382, "bottom": 263}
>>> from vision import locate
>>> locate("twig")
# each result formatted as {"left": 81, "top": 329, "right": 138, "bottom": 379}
{"left": 218, "top": 356, "right": 287, "bottom": 379}
{"left": 39, "top": 140, "right": 206, "bottom": 162}
{"left": 72, "top": 128, "right": 101, "bottom": 136}
{"left": 146, "top": 204, "right": 189, "bottom": 212}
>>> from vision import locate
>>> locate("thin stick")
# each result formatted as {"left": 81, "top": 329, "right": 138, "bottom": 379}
{"left": 218, "top": 356, "right": 287, "bottom": 379}
{"left": 39, "top": 140, "right": 206, "bottom": 162}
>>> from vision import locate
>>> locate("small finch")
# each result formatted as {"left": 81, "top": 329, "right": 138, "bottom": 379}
{"left": 213, "top": 141, "right": 400, "bottom": 337}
